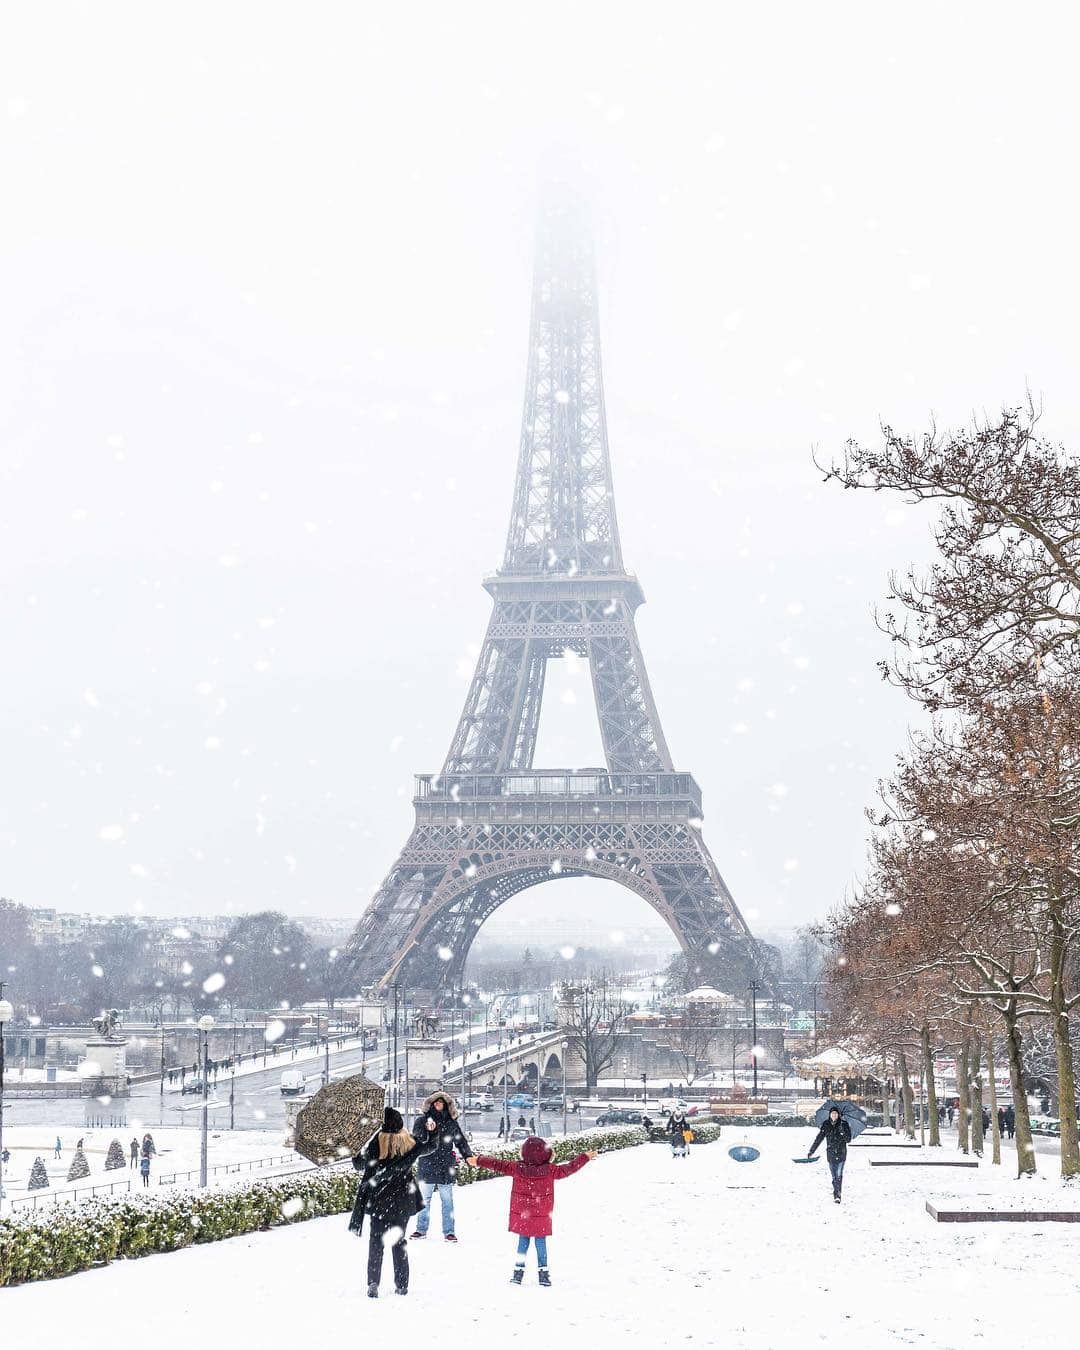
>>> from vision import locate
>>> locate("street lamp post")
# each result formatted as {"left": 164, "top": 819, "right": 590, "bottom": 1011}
{"left": 748, "top": 980, "right": 761, "bottom": 1098}
{"left": 641, "top": 1072, "right": 648, "bottom": 1110}
{"left": 391, "top": 983, "right": 401, "bottom": 1109}
{"left": 811, "top": 984, "right": 819, "bottom": 1054}
{"left": 0, "top": 987, "right": 13, "bottom": 1216}
{"left": 198, "top": 1014, "right": 215, "bottom": 1187}
{"left": 229, "top": 1020, "right": 238, "bottom": 1131}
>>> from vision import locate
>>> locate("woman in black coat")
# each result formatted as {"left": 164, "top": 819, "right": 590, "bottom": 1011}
{"left": 807, "top": 1107, "right": 852, "bottom": 1203}
{"left": 349, "top": 1107, "right": 438, "bottom": 1297}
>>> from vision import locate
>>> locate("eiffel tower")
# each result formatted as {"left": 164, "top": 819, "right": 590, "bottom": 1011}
{"left": 346, "top": 196, "right": 759, "bottom": 998}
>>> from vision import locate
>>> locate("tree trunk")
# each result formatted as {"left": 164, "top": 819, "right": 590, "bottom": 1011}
{"left": 922, "top": 1023, "right": 941, "bottom": 1147}
{"left": 970, "top": 1030, "right": 984, "bottom": 1157}
{"left": 955, "top": 1034, "right": 970, "bottom": 1155}
{"left": 898, "top": 1049, "right": 916, "bottom": 1140}
{"left": 985, "top": 1033, "right": 1001, "bottom": 1166}
{"left": 1049, "top": 908, "right": 1080, "bottom": 1179}
{"left": 1001, "top": 999, "right": 1037, "bottom": 1178}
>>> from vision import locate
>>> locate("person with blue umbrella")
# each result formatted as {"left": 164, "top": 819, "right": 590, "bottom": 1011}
{"left": 806, "top": 1100, "right": 864, "bottom": 1203}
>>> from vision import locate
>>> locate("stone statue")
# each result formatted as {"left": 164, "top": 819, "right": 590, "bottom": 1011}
{"left": 91, "top": 1008, "right": 123, "bottom": 1040}
{"left": 413, "top": 1010, "right": 438, "bottom": 1039}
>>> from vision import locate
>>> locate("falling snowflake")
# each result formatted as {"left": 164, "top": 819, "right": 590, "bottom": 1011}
{"left": 885, "top": 903, "right": 901, "bottom": 917}
{"left": 91, "top": 964, "right": 104, "bottom": 978}
{"left": 281, "top": 1197, "right": 304, "bottom": 1219}
{"left": 559, "top": 946, "right": 576, "bottom": 961}
{"left": 99, "top": 825, "right": 124, "bottom": 843}
{"left": 265, "top": 1018, "right": 286, "bottom": 1044}
{"left": 437, "top": 946, "right": 453, "bottom": 962}
{"left": 202, "top": 972, "right": 226, "bottom": 994}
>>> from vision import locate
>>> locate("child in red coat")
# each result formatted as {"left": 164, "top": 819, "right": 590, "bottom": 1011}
{"left": 469, "top": 1135, "right": 596, "bottom": 1286}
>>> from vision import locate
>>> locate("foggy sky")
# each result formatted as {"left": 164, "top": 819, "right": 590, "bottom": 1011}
{"left": 3, "top": 3, "right": 1079, "bottom": 947}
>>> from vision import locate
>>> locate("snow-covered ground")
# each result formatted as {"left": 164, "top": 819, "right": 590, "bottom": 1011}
{"left": 0, "top": 1125, "right": 290, "bottom": 1202}
{"left": 4, "top": 1128, "right": 1079, "bottom": 1348}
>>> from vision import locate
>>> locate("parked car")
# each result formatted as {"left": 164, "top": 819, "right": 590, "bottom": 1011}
{"left": 280, "top": 1070, "right": 306, "bottom": 1096}
{"left": 509, "top": 1127, "right": 530, "bottom": 1141}
{"left": 181, "top": 1077, "right": 209, "bottom": 1095}
{"left": 596, "top": 1108, "right": 645, "bottom": 1126}
{"left": 507, "top": 1093, "right": 534, "bottom": 1109}
{"left": 463, "top": 1096, "right": 494, "bottom": 1112}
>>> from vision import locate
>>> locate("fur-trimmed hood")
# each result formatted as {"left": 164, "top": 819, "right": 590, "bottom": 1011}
{"left": 420, "top": 1088, "right": 460, "bottom": 1120}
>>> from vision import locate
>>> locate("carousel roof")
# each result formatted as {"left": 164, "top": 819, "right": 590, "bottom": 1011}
{"left": 685, "top": 986, "right": 736, "bottom": 1001}
{"left": 794, "top": 1045, "right": 875, "bottom": 1077}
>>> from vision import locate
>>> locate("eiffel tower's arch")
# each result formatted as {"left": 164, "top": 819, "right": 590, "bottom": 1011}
{"left": 345, "top": 195, "right": 762, "bottom": 999}
{"left": 376, "top": 850, "right": 698, "bottom": 993}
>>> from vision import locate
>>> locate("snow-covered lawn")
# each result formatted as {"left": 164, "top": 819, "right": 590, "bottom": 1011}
{"left": 0, "top": 1125, "right": 289, "bottom": 1201}
{"left": 4, "top": 1127, "right": 1078, "bottom": 1348}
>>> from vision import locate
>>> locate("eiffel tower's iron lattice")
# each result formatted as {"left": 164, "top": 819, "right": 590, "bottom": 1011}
{"left": 346, "top": 198, "right": 759, "bottom": 997}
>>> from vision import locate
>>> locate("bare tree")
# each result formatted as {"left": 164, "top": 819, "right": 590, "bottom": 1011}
{"left": 559, "top": 975, "right": 633, "bottom": 1090}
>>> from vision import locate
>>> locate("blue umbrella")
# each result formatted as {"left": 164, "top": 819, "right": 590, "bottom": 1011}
{"left": 728, "top": 1145, "right": 760, "bottom": 1162}
{"left": 812, "top": 1099, "right": 867, "bottom": 1140}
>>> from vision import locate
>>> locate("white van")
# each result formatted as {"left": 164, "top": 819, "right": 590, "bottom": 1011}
{"left": 280, "top": 1070, "right": 306, "bottom": 1096}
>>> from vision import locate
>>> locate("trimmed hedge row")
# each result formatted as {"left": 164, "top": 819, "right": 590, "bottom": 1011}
{"left": 456, "top": 1123, "right": 646, "bottom": 1183}
{"left": 0, "top": 1125, "right": 653, "bottom": 1287}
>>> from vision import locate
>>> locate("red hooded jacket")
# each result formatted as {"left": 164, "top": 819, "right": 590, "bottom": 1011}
{"left": 475, "top": 1137, "right": 590, "bottom": 1237}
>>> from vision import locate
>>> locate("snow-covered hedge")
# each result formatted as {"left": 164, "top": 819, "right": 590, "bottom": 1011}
{"left": 0, "top": 1168, "right": 354, "bottom": 1287}
{"left": 456, "top": 1124, "right": 646, "bottom": 1185}
{"left": 0, "top": 1122, "right": 718, "bottom": 1287}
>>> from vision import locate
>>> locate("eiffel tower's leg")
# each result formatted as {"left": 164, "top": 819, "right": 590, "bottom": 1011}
{"left": 588, "top": 610, "right": 673, "bottom": 772}
{"left": 345, "top": 854, "right": 448, "bottom": 987}
{"left": 442, "top": 627, "right": 529, "bottom": 775}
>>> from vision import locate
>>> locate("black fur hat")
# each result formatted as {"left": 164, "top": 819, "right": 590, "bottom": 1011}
{"left": 382, "top": 1106, "right": 404, "bottom": 1133}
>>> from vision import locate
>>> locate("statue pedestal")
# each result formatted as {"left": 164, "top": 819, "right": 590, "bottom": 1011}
{"left": 80, "top": 1038, "right": 130, "bottom": 1125}
{"left": 404, "top": 1038, "right": 444, "bottom": 1115}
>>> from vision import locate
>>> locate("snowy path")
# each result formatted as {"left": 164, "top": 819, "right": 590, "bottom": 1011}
{"left": 4, "top": 1129, "right": 1077, "bottom": 1348}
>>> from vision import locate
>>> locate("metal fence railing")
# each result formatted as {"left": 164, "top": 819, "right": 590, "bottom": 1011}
{"left": 10, "top": 1177, "right": 133, "bottom": 1211}
{"left": 157, "top": 1151, "right": 304, "bottom": 1186}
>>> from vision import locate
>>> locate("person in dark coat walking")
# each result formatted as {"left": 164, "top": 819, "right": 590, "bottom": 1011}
{"left": 410, "top": 1089, "right": 471, "bottom": 1241}
{"left": 469, "top": 1136, "right": 594, "bottom": 1286}
{"left": 139, "top": 1153, "right": 151, "bottom": 1187}
{"left": 946, "top": 1103, "right": 954, "bottom": 1126}
{"left": 130, "top": 1138, "right": 139, "bottom": 1168}
{"left": 349, "top": 1107, "right": 438, "bottom": 1298}
{"left": 807, "top": 1106, "right": 852, "bottom": 1202}
{"left": 1004, "top": 1103, "right": 1015, "bottom": 1139}
{"left": 997, "top": 1106, "right": 1006, "bottom": 1135}
{"left": 666, "top": 1108, "right": 691, "bottom": 1157}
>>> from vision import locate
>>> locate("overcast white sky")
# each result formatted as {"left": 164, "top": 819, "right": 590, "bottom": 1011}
{"left": 3, "top": 3, "right": 1079, "bottom": 949}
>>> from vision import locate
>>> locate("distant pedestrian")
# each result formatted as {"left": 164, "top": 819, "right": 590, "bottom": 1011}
{"left": 130, "top": 1138, "right": 139, "bottom": 1167}
{"left": 517, "top": 1115, "right": 526, "bottom": 1129}
{"left": 142, "top": 1133, "right": 156, "bottom": 1159}
{"left": 468, "top": 1136, "right": 594, "bottom": 1286}
{"left": 1004, "top": 1104, "right": 1015, "bottom": 1139}
{"left": 666, "top": 1108, "right": 691, "bottom": 1157}
{"left": 529, "top": 1116, "right": 536, "bottom": 1133}
{"left": 140, "top": 1153, "right": 151, "bottom": 1187}
{"left": 946, "top": 1104, "right": 954, "bottom": 1126}
{"left": 807, "top": 1106, "right": 852, "bottom": 1203}
{"left": 54, "top": 1136, "right": 62, "bottom": 1159}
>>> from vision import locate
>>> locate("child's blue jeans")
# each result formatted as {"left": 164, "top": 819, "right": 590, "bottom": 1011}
{"left": 515, "top": 1234, "right": 548, "bottom": 1266}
